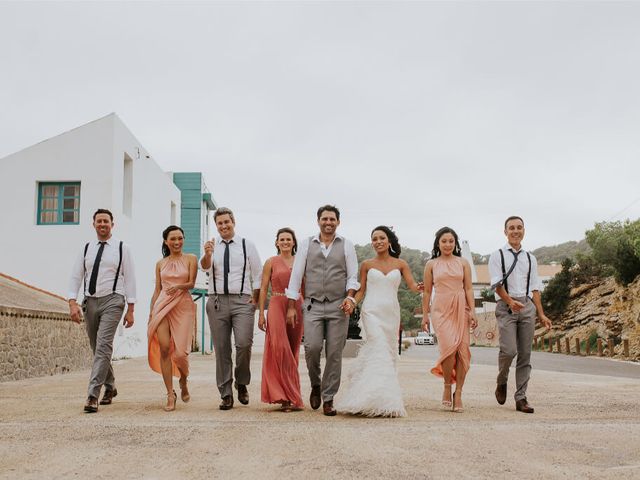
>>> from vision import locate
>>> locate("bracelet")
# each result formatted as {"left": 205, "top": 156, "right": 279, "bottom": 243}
{"left": 346, "top": 296, "right": 357, "bottom": 305}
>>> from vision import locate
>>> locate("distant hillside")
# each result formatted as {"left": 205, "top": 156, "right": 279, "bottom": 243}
{"left": 472, "top": 239, "right": 591, "bottom": 265}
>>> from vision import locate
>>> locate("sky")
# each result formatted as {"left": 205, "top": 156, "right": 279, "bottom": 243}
{"left": 2, "top": 1, "right": 640, "bottom": 260}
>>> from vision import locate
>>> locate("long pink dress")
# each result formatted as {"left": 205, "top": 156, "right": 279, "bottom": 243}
{"left": 148, "top": 256, "right": 196, "bottom": 377}
{"left": 261, "top": 256, "right": 304, "bottom": 408}
{"left": 430, "top": 256, "right": 471, "bottom": 384}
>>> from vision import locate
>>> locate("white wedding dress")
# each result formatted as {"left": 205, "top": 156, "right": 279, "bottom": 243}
{"left": 335, "top": 268, "right": 406, "bottom": 417}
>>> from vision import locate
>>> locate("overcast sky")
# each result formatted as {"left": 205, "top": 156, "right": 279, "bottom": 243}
{"left": 2, "top": 1, "right": 640, "bottom": 260}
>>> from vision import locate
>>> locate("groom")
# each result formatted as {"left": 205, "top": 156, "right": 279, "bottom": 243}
{"left": 286, "top": 205, "right": 360, "bottom": 416}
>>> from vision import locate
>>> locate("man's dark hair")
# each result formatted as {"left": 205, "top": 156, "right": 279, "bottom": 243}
{"left": 214, "top": 207, "right": 235, "bottom": 223}
{"left": 504, "top": 216, "right": 524, "bottom": 229}
{"left": 316, "top": 204, "right": 340, "bottom": 221}
{"left": 93, "top": 208, "right": 113, "bottom": 221}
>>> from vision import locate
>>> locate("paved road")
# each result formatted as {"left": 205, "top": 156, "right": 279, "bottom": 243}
{"left": 404, "top": 342, "right": 640, "bottom": 379}
{"left": 1, "top": 346, "right": 639, "bottom": 479}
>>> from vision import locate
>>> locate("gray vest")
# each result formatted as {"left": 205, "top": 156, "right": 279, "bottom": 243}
{"left": 304, "top": 236, "right": 347, "bottom": 302}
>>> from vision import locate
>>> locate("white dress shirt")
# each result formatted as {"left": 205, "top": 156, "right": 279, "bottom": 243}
{"left": 68, "top": 237, "right": 137, "bottom": 302}
{"left": 201, "top": 235, "right": 262, "bottom": 295}
{"left": 286, "top": 234, "right": 360, "bottom": 300}
{"left": 488, "top": 243, "right": 542, "bottom": 299}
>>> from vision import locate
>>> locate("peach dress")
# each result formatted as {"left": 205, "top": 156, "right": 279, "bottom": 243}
{"left": 430, "top": 256, "right": 471, "bottom": 384}
{"left": 148, "top": 256, "right": 196, "bottom": 377}
{"left": 261, "top": 256, "right": 304, "bottom": 408}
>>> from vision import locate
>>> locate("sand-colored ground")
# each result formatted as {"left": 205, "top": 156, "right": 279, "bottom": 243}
{"left": 1, "top": 348, "right": 639, "bottom": 479}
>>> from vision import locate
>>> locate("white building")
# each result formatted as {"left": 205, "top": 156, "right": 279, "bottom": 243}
{"left": 0, "top": 114, "right": 215, "bottom": 357}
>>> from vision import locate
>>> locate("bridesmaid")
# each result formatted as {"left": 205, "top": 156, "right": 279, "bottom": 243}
{"left": 258, "top": 228, "right": 304, "bottom": 411}
{"left": 148, "top": 225, "right": 197, "bottom": 411}
{"left": 422, "top": 227, "right": 477, "bottom": 413}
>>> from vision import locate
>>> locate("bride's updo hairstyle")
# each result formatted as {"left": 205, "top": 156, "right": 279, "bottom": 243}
{"left": 371, "top": 225, "right": 401, "bottom": 258}
{"left": 431, "top": 226, "right": 462, "bottom": 258}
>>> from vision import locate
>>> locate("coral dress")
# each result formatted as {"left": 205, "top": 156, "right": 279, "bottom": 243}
{"left": 148, "top": 256, "right": 196, "bottom": 377}
{"left": 430, "top": 257, "right": 471, "bottom": 384}
{"left": 261, "top": 256, "right": 304, "bottom": 407}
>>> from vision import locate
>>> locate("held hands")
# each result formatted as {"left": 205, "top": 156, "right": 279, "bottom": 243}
{"left": 417, "top": 282, "right": 425, "bottom": 292}
{"left": 340, "top": 298, "right": 355, "bottom": 316}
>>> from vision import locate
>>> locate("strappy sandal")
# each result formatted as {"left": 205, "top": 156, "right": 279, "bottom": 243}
{"left": 164, "top": 390, "right": 177, "bottom": 412}
{"left": 453, "top": 388, "right": 464, "bottom": 413}
{"left": 179, "top": 378, "right": 190, "bottom": 403}
{"left": 442, "top": 383, "right": 452, "bottom": 410}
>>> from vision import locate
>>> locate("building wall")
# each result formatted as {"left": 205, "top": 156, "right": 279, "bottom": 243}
{"left": 0, "top": 114, "right": 182, "bottom": 357}
{"left": 0, "top": 306, "right": 92, "bottom": 381}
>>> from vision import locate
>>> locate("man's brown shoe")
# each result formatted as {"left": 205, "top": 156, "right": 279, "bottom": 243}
{"left": 84, "top": 396, "right": 98, "bottom": 413}
{"left": 323, "top": 400, "right": 337, "bottom": 416}
{"left": 219, "top": 395, "right": 234, "bottom": 410}
{"left": 495, "top": 383, "right": 507, "bottom": 405}
{"left": 100, "top": 388, "right": 118, "bottom": 405}
{"left": 515, "top": 398, "right": 534, "bottom": 414}
{"left": 309, "top": 385, "right": 321, "bottom": 410}
{"left": 237, "top": 385, "right": 249, "bottom": 405}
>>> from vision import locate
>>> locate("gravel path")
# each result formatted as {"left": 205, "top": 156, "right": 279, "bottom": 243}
{"left": 1, "top": 347, "right": 639, "bottom": 479}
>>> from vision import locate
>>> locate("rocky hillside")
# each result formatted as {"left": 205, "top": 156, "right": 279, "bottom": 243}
{"left": 549, "top": 276, "right": 640, "bottom": 361}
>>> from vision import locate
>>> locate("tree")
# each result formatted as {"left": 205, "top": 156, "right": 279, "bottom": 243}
{"left": 541, "top": 258, "right": 573, "bottom": 317}
{"left": 586, "top": 220, "right": 640, "bottom": 285}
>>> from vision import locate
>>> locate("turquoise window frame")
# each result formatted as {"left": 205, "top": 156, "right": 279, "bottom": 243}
{"left": 37, "top": 182, "right": 81, "bottom": 225}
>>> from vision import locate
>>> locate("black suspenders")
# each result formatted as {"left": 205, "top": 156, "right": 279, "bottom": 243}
{"left": 212, "top": 238, "right": 248, "bottom": 295}
{"left": 83, "top": 241, "right": 123, "bottom": 294}
{"left": 499, "top": 249, "right": 532, "bottom": 296}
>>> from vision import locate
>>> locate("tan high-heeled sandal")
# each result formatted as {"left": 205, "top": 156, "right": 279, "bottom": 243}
{"left": 453, "top": 388, "right": 464, "bottom": 413}
{"left": 164, "top": 390, "right": 177, "bottom": 412}
{"left": 442, "top": 383, "right": 452, "bottom": 410}
{"left": 179, "top": 378, "right": 190, "bottom": 403}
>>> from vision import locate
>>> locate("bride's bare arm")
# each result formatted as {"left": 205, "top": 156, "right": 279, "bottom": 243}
{"left": 353, "top": 262, "right": 369, "bottom": 305}
{"left": 399, "top": 259, "right": 422, "bottom": 292}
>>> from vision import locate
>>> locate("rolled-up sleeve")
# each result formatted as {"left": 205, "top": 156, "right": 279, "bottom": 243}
{"left": 344, "top": 239, "right": 360, "bottom": 292}
{"left": 488, "top": 250, "right": 503, "bottom": 289}
{"left": 67, "top": 249, "right": 85, "bottom": 300}
{"left": 286, "top": 237, "right": 309, "bottom": 300}
{"left": 530, "top": 254, "right": 543, "bottom": 292}
{"left": 122, "top": 244, "right": 137, "bottom": 303}
{"left": 247, "top": 241, "right": 263, "bottom": 290}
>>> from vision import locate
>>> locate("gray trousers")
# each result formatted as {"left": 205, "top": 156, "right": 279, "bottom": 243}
{"left": 206, "top": 294, "right": 256, "bottom": 399}
{"left": 303, "top": 298, "right": 349, "bottom": 402}
{"left": 495, "top": 297, "right": 537, "bottom": 401}
{"left": 84, "top": 293, "right": 125, "bottom": 398}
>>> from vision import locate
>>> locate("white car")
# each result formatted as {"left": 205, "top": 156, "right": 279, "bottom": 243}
{"left": 414, "top": 332, "right": 435, "bottom": 345}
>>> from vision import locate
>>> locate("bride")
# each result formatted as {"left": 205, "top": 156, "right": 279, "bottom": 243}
{"left": 336, "top": 226, "right": 422, "bottom": 417}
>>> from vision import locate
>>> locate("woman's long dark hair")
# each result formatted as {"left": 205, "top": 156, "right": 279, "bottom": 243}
{"left": 431, "top": 226, "right": 462, "bottom": 258}
{"left": 162, "top": 225, "right": 185, "bottom": 258}
{"left": 275, "top": 227, "right": 297, "bottom": 255}
{"left": 371, "top": 225, "right": 401, "bottom": 258}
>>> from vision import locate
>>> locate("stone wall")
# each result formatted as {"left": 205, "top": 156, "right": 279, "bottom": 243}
{"left": 0, "top": 306, "right": 92, "bottom": 382}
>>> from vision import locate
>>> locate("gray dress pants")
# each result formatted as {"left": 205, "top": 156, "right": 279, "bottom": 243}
{"left": 84, "top": 293, "right": 125, "bottom": 398}
{"left": 495, "top": 297, "right": 537, "bottom": 401}
{"left": 302, "top": 298, "right": 349, "bottom": 402}
{"left": 206, "top": 294, "right": 256, "bottom": 399}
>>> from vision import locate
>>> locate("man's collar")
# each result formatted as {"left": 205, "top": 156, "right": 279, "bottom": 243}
{"left": 217, "top": 235, "right": 237, "bottom": 244}
{"left": 313, "top": 233, "right": 342, "bottom": 243}
{"left": 504, "top": 243, "right": 523, "bottom": 253}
